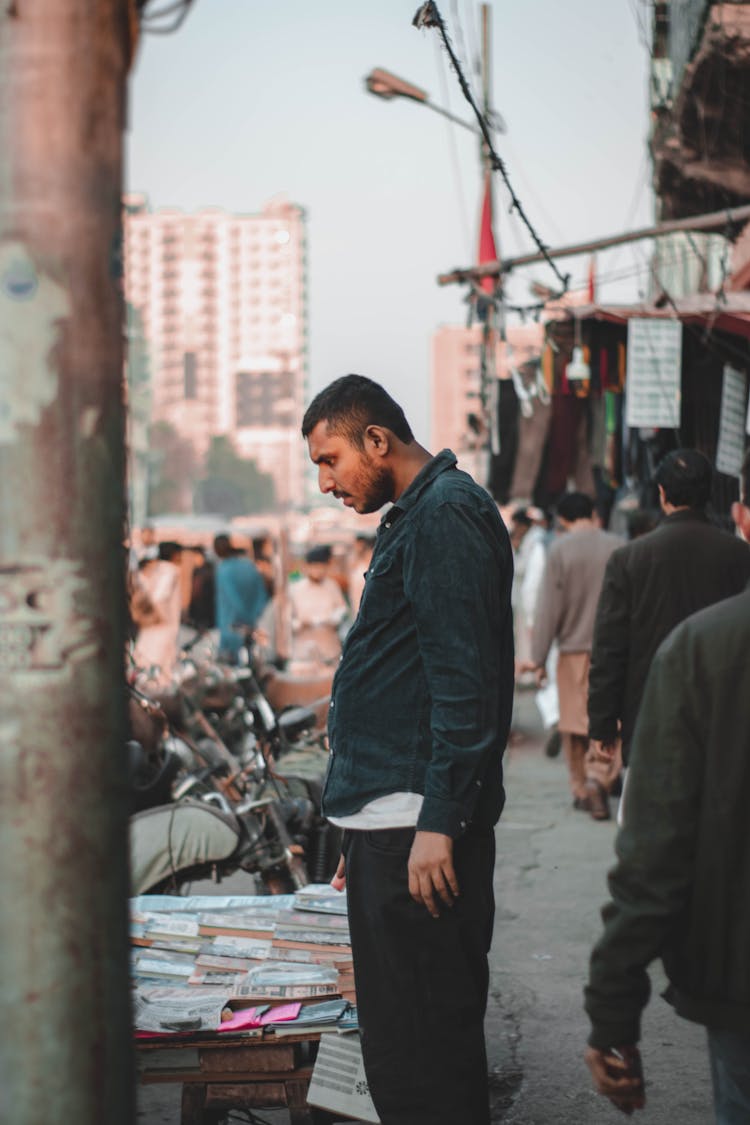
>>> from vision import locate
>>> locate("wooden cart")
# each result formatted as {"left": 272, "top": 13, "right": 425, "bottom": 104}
{"left": 137, "top": 1030, "right": 351, "bottom": 1124}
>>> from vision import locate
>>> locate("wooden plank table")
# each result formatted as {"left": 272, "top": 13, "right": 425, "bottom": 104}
{"left": 137, "top": 1031, "right": 352, "bottom": 1124}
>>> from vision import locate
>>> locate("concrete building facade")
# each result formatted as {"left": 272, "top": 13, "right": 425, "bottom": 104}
{"left": 123, "top": 194, "right": 308, "bottom": 509}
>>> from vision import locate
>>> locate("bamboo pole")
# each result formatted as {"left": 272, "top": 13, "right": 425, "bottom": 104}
{"left": 438, "top": 201, "right": 750, "bottom": 286}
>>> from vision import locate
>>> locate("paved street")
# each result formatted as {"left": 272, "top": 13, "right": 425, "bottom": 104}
{"left": 137, "top": 690, "right": 714, "bottom": 1124}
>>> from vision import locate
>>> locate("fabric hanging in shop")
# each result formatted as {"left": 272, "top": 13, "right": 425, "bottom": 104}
{"left": 509, "top": 372, "right": 553, "bottom": 501}
{"left": 544, "top": 394, "right": 595, "bottom": 499}
{"left": 488, "top": 378, "right": 519, "bottom": 503}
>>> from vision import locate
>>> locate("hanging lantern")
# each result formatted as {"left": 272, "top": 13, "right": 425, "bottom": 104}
{"left": 567, "top": 345, "right": 591, "bottom": 382}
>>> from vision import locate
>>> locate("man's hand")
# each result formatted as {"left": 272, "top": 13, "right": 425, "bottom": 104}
{"left": 330, "top": 854, "right": 346, "bottom": 892}
{"left": 517, "top": 660, "right": 547, "bottom": 686}
{"left": 585, "top": 1045, "right": 645, "bottom": 1115}
{"left": 408, "top": 831, "right": 459, "bottom": 918}
{"left": 590, "top": 739, "right": 619, "bottom": 764}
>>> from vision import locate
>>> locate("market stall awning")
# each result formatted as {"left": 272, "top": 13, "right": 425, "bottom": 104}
{"left": 563, "top": 291, "right": 750, "bottom": 341}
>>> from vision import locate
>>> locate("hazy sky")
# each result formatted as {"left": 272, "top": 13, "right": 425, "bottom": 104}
{"left": 127, "top": 0, "right": 652, "bottom": 444}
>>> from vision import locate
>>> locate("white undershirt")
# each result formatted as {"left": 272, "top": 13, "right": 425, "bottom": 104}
{"left": 327, "top": 792, "right": 424, "bottom": 830}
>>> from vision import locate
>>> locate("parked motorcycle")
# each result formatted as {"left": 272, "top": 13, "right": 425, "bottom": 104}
{"left": 127, "top": 642, "right": 340, "bottom": 895}
{"left": 130, "top": 795, "right": 314, "bottom": 896}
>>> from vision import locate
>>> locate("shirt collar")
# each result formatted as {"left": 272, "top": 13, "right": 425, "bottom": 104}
{"left": 381, "top": 449, "right": 458, "bottom": 525}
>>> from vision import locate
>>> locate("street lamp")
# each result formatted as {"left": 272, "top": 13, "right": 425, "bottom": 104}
{"left": 364, "top": 67, "right": 505, "bottom": 136}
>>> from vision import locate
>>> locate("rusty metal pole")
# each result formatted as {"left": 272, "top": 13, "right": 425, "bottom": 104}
{"left": 0, "top": 2, "right": 133, "bottom": 1123}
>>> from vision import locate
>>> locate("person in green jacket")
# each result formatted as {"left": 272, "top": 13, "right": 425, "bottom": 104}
{"left": 584, "top": 451, "right": 750, "bottom": 1122}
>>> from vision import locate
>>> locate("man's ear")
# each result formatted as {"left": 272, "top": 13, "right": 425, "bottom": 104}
{"left": 363, "top": 425, "right": 390, "bottom": 458}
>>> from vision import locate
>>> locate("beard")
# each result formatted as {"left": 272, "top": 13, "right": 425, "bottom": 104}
{"left": 353, "top": 460, "right": 395, "bottom": 514}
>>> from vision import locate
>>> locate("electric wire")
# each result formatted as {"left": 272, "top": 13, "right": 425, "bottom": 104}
{"left": 504, "top": 239, "right": 738, "bottom": 319}
{"left": 412, "top": 1, "right": 570, "bottom": 294}
{"left": 460, "top": 0, "right": 484, "bottom": 92}
{"left": 433, "top": 35, "right": 473, "bottom": 258}
{"left": 449, "top": 0, "right": 482, "bottom": 108}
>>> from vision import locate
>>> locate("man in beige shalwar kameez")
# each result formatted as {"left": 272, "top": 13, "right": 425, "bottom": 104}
{"left": 522, "top": 493, "right": 621, "bottom": 820}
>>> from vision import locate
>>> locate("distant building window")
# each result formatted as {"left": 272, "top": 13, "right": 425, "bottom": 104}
{"left": 184, "top": 352, "right": 198, "bottom": 400}
{"left": 236, "top": 368, "right": 294, "bottom": 426}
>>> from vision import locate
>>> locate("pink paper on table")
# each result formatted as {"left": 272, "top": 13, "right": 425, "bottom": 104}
{"left": 259, "top": 1002, "right": 301, "bottom": 1025}
{"left": 217, "top": 1006, "right": 263, "bottom": 1032}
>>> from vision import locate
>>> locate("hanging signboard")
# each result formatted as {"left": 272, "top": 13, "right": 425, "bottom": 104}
{"left": 716, "top": 365, "right": 748, "bottom": 476}
{"left": 625, "top": 318, "right": 682, "bottom": 429}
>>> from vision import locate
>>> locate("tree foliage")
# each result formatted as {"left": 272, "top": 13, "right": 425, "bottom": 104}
{"left": 147, "top": 421, "right": 199, "bottom": 516}
{"left": 194, "top": 435, "right": 276, "bottom": 517}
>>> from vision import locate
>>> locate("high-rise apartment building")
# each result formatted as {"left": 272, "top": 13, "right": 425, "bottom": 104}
{"left": 123, "top": 194, "right": 308, "bottom": 509}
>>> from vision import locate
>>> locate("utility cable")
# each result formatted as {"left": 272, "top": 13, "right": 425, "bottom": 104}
{"left": 433, "top": 35, "right": 473, "bottom": 257}
{"left": 450, "top": 0, "right": 482, "bottom": 108}
{"left": 412, "top": 1, "right": 570, "bottom": 294}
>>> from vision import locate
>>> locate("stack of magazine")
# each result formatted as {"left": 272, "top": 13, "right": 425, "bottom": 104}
{"left": 131, "top": 885, "right": 357, "bottom": 1037}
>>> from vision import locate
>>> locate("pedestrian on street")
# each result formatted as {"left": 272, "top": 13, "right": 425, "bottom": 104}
{"left": 521, "top": 492, "right": 621, "bottom": 819}
{"left": 510, "top": 505, "right": 548, "bottom": 676}
{"left": 131, "top": 540, "right": 184, "bottom": 685}
{"left": 302, "top": 374, "right": 514, "bottom": 1125}
{"left": 213, "top": 533, "right": 268, "bottom": 663}
{"left": 288, "top": 544, "right": 349, "bottom": 667}
{"left": 186, "top": 546, "right": 216, "bottom": 633}
{"left": 583, "top": 449, "right": 750, "bottom": 1122}
{"left": 588, "top": 448, "right": 750, "bottom": 779}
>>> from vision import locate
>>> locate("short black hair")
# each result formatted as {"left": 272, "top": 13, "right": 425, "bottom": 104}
{"left": 511, "top": 506, "right": 532, "bottom": 528}
{"left": 301, "top": 374, "right": 414, "bottom": 448}
{"left": 556, "top": 492, "right": 594, "bottom": 522}
{"left": 213, "top": 534, "right": 232, "bottom": 559}
{"left": 306, "top": 544, "right": 332, "bottom": 564}
{"left": 158, "top": 540, "right": 183, "bottom": 562}
{"left": 654, "top": 449, "right": 711, "bottom": 509}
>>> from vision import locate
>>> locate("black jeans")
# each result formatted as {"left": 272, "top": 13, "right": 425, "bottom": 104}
{"left": 343, "top": 826, "right": 496, "bottom": 1125}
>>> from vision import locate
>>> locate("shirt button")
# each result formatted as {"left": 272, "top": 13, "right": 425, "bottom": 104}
{"left": 384, "top": 521, "right": 391, "bottom": 528}
{"left": 460, "top": 820, "right": 467, "bottom": 829}
{"left": 476, "top": 779, "right": 482, "bottom": 787}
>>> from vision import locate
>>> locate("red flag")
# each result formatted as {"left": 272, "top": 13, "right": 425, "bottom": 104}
{"left": 587, "top": 255, "right": 596, "bottom": 303}
{"left": 478, "top": 170, "right": 499, "bottom": 294}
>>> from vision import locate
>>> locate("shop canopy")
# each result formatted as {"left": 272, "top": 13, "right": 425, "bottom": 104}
{"left": 564, "top": 291, "right": 750, "bottom": 341}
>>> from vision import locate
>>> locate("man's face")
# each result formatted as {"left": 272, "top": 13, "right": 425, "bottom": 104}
{"left": 305, "top": 561, "right": 328, "bottom": 583}
{"left": 307, "top": 421, "right": 394, "bottom": 514}
{"left": 510, "top": 521, "right": 528, "bottom": 550}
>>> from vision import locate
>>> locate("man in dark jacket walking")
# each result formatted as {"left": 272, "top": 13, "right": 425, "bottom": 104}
{"left": 588, "top": 448, "right": 750, "bottom": 766}
{"left": 583, "top": 451, "right": 750, "bottom": 1120}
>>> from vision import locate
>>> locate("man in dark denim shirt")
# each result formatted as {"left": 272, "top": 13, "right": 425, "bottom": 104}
{"left": 302, "top": 375, "right": 514, "bottom": 1125}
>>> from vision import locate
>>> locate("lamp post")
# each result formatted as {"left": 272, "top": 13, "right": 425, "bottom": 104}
{"left": 364, "top": 66, "right": 505, "bottom": 137}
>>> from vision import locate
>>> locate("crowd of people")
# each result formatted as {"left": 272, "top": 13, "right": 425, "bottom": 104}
{"left": 509, "top": 449, "right": 750, "bottom": 830}
{"left": 126, "top": 526, "right": 375, "bottom": 684}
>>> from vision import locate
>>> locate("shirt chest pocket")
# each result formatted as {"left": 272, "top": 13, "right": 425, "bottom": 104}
{"left": 359, "top": 553, "right": 403, "bottom": 623}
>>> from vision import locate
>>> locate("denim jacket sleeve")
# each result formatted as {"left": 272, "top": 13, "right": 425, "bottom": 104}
{"left": 403, "top": 499, "right": 511, "bottom": 837}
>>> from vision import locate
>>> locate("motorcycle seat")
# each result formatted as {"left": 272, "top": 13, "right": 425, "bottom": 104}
{"left": 278, "top": 705, "right": 317, "bottom": 740}
{"left": 130, "top": 800, "right": 241, "bottom": 896}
